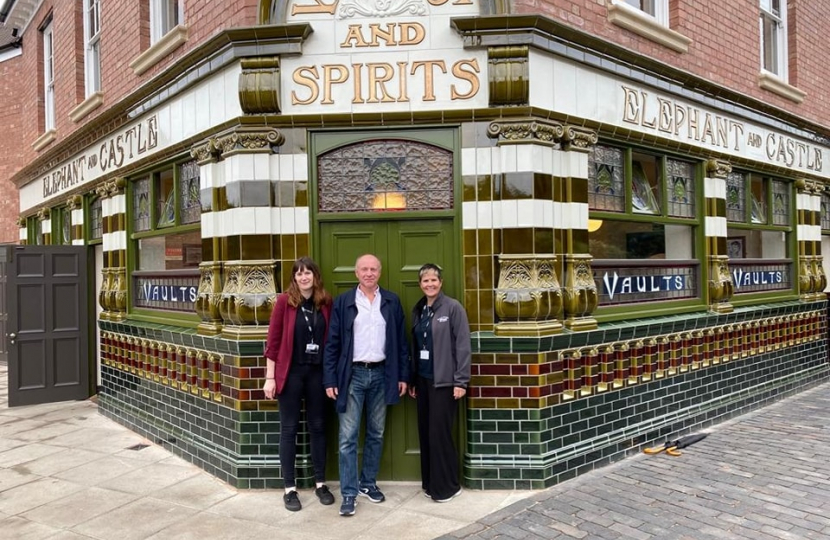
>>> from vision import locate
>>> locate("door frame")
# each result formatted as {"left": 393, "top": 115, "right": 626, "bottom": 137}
{"left": 308, "top": 127, "right": 468, "bottom": 480}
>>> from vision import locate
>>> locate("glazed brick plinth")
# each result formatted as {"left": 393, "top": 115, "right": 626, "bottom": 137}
{"left": 464, "top": 300, "right": 830, "bottom": 489}
{"left": 99, "top": 363, "right": 318, "bottom": 489}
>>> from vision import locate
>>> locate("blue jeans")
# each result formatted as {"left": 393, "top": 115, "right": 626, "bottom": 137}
{"left": 338, "top": 365, "right": 387, "bottom": 497}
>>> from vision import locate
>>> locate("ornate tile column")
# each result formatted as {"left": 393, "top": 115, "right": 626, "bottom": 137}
{"left": 37, "top": 207, "right": 51, "bottom": 245}
{"left": 18, "top": 217, "right": 27, "bottom": 245}
{"left": 795, "top": 178, "right": 826, "bottom": 301}
{"left": 705, "top": 159, "right": 734, "bottom": 313}
{"left": 193, "top": 126, "right": 286, "bottom": 340}
{"left": 67, "top": 194, "right": 85, "bottom": 245}
{"left": 560, "top": 126, "right": 599, "bottom": 331}
{"left": 97, "top": 178, "right": 127, "bottom": 321}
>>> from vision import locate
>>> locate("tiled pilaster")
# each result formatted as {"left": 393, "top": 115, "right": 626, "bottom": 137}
{"left": 97, "top": 178, "right": 127, "bottom": 321}
{"left": 38, "top": 207, "right": 51, "bottom": 245}
{"left": 67, "top": 194, "right": 85, "bottom": 245}
{"left": 795, "top": 179, "right": 826, "bottom": 300}
{"left": 705, "top": 159, "right": 734, "bottom": 312}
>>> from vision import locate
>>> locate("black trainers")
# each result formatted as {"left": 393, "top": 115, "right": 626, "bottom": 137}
{"left": 315, "top": 485, "right": 335, "bottom": 505}
{"left": 434, "top": 488, "right": 462, "bottom": 503}
{"left": 283, "top": 490, "right": 302, "bottom": 511}
{"left": 358, "top": 484, "right": 385, "bottom": 503}
{"left": 339, "top": 495, "right": 357, "bottom": 516}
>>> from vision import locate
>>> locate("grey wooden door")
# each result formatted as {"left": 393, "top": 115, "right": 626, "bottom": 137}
{"left": 5, "top": 245, "right": 90, "bottom": 406}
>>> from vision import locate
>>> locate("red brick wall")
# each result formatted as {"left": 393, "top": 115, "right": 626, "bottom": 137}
{"left": 11, "top": 0, "right": 259, "bottom": 156}
{"left": 517, "top": 0, "right": 830, "bottom": 127}
{"left": 0, "top": 52, "right": 23, "bottom": 242}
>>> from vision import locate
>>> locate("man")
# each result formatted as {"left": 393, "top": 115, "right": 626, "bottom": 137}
{"left": 323, "top": 254, "right": 410, "bottom": 517}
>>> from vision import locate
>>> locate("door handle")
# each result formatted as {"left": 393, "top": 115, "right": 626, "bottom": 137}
{"left": 7, "top": 332, "right": 15, "bottom": 345}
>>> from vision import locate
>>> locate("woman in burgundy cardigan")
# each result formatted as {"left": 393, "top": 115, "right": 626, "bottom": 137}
{"left": 264, "top": 257, "right": 333, "bottom": 512}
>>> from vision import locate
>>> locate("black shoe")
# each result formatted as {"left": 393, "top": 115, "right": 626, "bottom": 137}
{"left": 283, "top": 490, "right": 301, "bottom": 511}
{"left": 339, "top": 495, "right": 357, "bottom": 516}
{"left": 315, "top": 485, "right": 335, "bottom": 505}
{"left": 358, "top": 484, "right": 385, "bottom": 503}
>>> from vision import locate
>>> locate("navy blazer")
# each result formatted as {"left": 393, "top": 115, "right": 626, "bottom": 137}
{"left": 323, "top": 286, "right": 411, "bottom": 413}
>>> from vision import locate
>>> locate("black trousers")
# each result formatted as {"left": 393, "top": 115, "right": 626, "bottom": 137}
{"left": 415, "top": 375, "right": 460, "bottom": 500}
{"left": 277, "top": 363, "right": 327, "bottom": 487}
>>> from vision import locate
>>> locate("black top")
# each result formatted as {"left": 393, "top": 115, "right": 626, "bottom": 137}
{"left": 292, "top": 297, "right": 326, "bottom": 365}
{"left": 414, "top": 304, "right": 434, "bottom": 379}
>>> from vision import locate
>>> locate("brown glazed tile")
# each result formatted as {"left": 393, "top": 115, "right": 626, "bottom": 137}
{"left": 493, "top": 229, "right": 502, "bottom": 254}
{"left": 464, "top": 229, "right": 478, "bottom": 256}
{"left": 533, "top": 173, "right": 553, "bottom": 200}
{"left": 216, "top": 186, "right": 228, "bottom": 211}
{"left": 480, "top": 290, "right": 495, "bottom": 325}
{"left": 477, "top": 175, "right": 493, "bottom": 202}
{"left": 296, "top": 234, "right": 309, "bottom": 257}
{"left": 552, "top": 176, "right": 564, "bottom": 203}
{"left": 281, "top": 235, "right": 296, "bottom": 261}
{"left": 201, "top": 238, "right": 214, "bottom": 261}
{"left": 478, "top": 255, "right": 494, "bottom": 289}
{"left": 225, "top": 235, "right": 240, "bottom": 261}
{"left": 278, "top": 182, "right": 295, "bottom": 208}
{"left": 271, "top": 236, "right": 283, "bottom": 261}
{"left": 501, "top": 172, "right": 534, "bottom": 200}
{"left": 465, "top": 290, "right": 480, "bottom": 325}
{"left": 572, "top": 229, "right": 588, "bottom": 253}
{"left": 534, "top": 228, "right": 553, "bottom": 255}
{"left": 569, "top": 177, "right": 588, "bottom": 204}
{"left": 241, "top": 235, "right": 272, "bottom": 260}
{"left": 295, "top": 181, "right": 309, "bottom": 207}
{"left": 463, "top": 176, "right": 478, "bottom": 202}
{"left": 502, "top": 228, "right": 533, "bottom": 254}
{"left": 464, "top": 256, "right": 479, "bottom": 289}
{"left": 477, "top": 228, "right": 492, "bottom": 255}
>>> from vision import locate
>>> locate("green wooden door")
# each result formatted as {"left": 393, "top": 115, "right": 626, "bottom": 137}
{"left": 319, "top": 218, "right": 457, "bottom": 480}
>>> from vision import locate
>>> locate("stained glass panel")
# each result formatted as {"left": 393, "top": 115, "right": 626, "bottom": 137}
{"left": 726, "top": 172, "right": 745, "bottom": 222}
{"left": 179, "top": 160, "right": 201, "bottom": 224}
{"left": 771, "top": 180, "right": 790, "bottom": 226}
{"left": 750, "top": 176, "right": 767, "bottom": 224}
{"left": 588, "top": 145, "right": 625, "bottom": 212}
{"left": 667, "top": 159, "right": 695, "bottom": 218}
{"left": 90, "top": 197, "right": 103, "bottom": 240}
{"left": 822, "top": 194, "right": 830, "bottom": 230}
{"left": 317, "top": 140, "right": 453, "bottom": 213}
{"left": 133, "top": 177, "right": 150, "bottom": 232}
{"left": 631, "top": 152, "right": 661, "bottom": 215}
{"left": 62, "top": 209, "right": 71, "bottom": 245}
{"left": 156, "top": 169, "right": 175, "bottom": 228}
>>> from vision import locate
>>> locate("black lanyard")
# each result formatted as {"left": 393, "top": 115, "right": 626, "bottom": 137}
{"left": 301, "top": 304, "right": 317, "bottom": 344}
{"left": 420, "top": 305, "right": 433, "bottom": 350}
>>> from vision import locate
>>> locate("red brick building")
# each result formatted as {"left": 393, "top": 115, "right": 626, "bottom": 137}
{"left": 3, "top": 0, "right": 829, "bottom": 489}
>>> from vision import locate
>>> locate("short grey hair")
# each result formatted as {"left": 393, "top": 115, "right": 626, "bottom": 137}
{"left": 418, "top": 263, "right": 442, "bottom": 281}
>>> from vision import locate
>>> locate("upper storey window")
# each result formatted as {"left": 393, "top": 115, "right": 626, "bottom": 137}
{"left": 42, "top": 21, "right": 54, "bottom": 131}
{"left": 760, "top": 0, "right": 787, "bottom": 79}
{"left": 84, "top": 0, "right": 101, "bottom": 95}
{"left": 622, "top": 0, "right": 668, "bottom": 25}
{"left": 151, "top": 0, "right": 182, "bottom": 44}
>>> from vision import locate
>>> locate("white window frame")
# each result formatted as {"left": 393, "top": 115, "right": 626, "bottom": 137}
{"left": 83, "top": 0, "right": 101, "bottom": 96}
{"left": 760, "top": 0, "right": 787, "bottom": 80}
{"left": 150, "top": 0, "right": 183, "bottom": 44}
{"left": 622, "top": 0, "right": 668, "bottom": 26}
{"left": 42, "top": 21, "right": 54, "bottom": 131}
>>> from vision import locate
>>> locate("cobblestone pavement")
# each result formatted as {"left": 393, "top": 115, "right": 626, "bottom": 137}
{"left": 441, "top": 381, "right": 830, "bottom": 540}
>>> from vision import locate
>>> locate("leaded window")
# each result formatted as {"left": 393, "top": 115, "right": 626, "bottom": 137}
{"left": 133, "top": 178, "right": 151, "bottom": 232}
{"left": 726, "top": 172, "right": 745, "bottom": 222}
{"left": 822, "top": 193, "right": 830, "bottom": 231}
{"left": 772, "top": 180, "right": 790, "bottom": 226}
{"left": 179, "top": 160, "right": 201, "bottom": 224}
{"left": 667, "top": 159, "right": 695, "bottom": 218}
{"left": 317, "top": 140, "right": 453, "bottom": 213}
{"left": 588, "top": 145, "right": 625, "bottom": 212}
{"left": 90, "top": 197, "right": 103, "bottom": 241}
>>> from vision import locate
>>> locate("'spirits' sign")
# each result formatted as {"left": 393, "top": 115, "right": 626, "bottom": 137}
{"left": 283, "top": 0, "right": 486, "bottom": 113}
{"left": 41, "top": 115, "right": 159, "bottom": 198}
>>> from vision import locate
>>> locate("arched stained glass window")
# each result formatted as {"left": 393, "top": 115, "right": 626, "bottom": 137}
{"left": 317, "top": 140, "right": 454, "bottom": 213}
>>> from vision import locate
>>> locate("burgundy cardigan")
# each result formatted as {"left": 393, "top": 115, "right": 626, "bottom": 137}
{"left": 265, "top": 293, "right": 332, "bottom": 395}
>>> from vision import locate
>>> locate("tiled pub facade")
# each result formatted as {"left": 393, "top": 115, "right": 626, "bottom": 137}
{"left": 11, "top": 0, "right": 830, "bottom": 489}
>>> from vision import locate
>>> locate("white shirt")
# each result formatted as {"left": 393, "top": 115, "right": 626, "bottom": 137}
{"left": 353, "top": 287, "right": 386, "bottom": 363}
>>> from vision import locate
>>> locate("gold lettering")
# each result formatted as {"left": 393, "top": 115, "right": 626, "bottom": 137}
{"left": 367, "top": 63, "right": 396, "bottom": 103}
{"left": 411, "top": 60, "right": 446, "bottom": 101}
{"left": 621, "top": 86, "right": 641, "bottom": 125}
{"left": 369, "top": 23, "right": 396, "bottom": 46}
{"left": 291, "top": 0, "right": 337, "bottom": 15}
{"left": 398, "top": 23, "right": 425, "bottom": 45}
{"left": 397, "top": 61, "right": 409, "bottom": 102}
{"left": 450, "top": 59, "right": 480, "bottom": 100}
{"left": 322, "top": 64, "right": 349, "bottom": 104}
{"left": 292, "top": 66, "right": 320, "bottom": 105}
{"left": 352, "top": 63, "right": 365, "bottom": 104}
{"left": 340, "top": 25, "right": 369, "bottom": 48}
